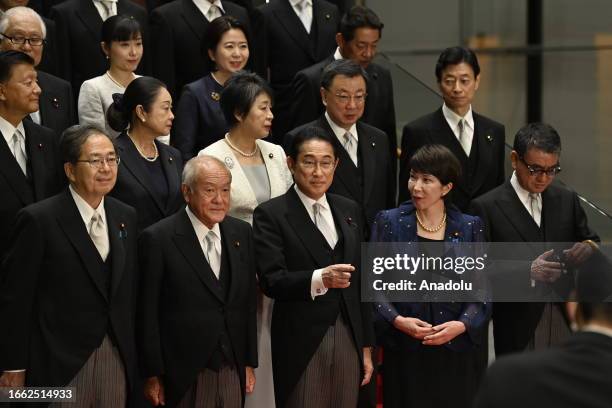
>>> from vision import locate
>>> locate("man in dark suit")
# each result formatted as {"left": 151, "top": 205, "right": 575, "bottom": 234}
{"left": 150, "top": 0, "right": 250, "bottom": 99}
{"left": 474, "top": 300, "right": 612, "bottom": 408}
{"left": 0, "top": 50, "right": 61, "bottom": 264}
{"left": 285, "top": 59, "right": 394, "bottom": 230}
{"left": 138, "top": 156, "right": 257, "bottom": 408}
{"left": 0, "top": 125, "right": 138, "bottom": 407}
{"left": 258, "top": 0, "right": 339, "bottom": 143}
{"left": 49, "top": 0, "right": 149, "bottom": 99}
{"left": 0, "top": 6, "right": 75, "bottom": 135}
{"left": 398, "top": 46, "right": 505, "bottom": 211}
{"left": 253, "top": 127, "right": 374, "bottom": 408}
{"left": 469, "top": 122, "right": 600, "bottom": 355}
{"left": 290, "top": 5, "right": 396, "bottom": 165}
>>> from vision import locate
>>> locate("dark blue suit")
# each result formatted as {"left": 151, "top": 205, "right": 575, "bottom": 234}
{"left": 371, "top": 201, "right": 491, "bottom": 408}
{"left": 172, "top": 74, "right": 228, "bottom": 161}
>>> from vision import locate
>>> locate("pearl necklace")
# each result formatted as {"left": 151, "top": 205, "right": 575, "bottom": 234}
{"left": 106, "top": 70, "right": 133, "bottom": 88}
{"left": 416, "top": 211, "right": 447, "bottom": 233}
{"left": 224, "top": 134, "right": 258, "bottom": 157}
{"left": 128, "top": 132, "right": 158, "bottom": 162}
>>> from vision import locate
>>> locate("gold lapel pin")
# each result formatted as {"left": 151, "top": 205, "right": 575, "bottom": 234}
{"left": 211, "top": 91, "right": 220, "bottom": 101}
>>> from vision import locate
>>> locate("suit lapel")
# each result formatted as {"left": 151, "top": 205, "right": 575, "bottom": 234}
{"left": 56, "top": 190, "right": 109, "bottom": 302}
{"left": 219, "top": 220, "right": 242, "bottom": 302}
{"left": 173, "top": 211, "right": 225, "bottom": 303}
{"left": 116, "top": 134, "right": 165, "bottom": 214}
{"left": 328, "top": 194, "right": 356, "bottom": 263}
{"left": 495, "top": 182, "right": 542, "bottom": 242}
{"left": 357, "top": 122, "right": 376, "bottom": 201}
{"left": 285, "top": 188, "right": 331, "bottom": 268}
{"left": 430, "top": 108, "right": 469, "bottom": 196}
{"left": 311, "top": 1, "right": 335, "bottom": 59}
{"left": 470, "top": 113, "right": 496, "bottom": 194}
{"left": 180, "top": 0, "right": 208, "bottom": 42}
{"left": 158, "top": 141, "right": 180, "bottom": 212}
{"left": 24, "top": 121, "right": 48, "bottom": 201}
{"left": 106, "top": 200, "right": 127, "bottom": 298}
{"left": 76, "top": 0, "right": 103, "bottom": 43}
{"left": 0, "top": 131, "right": 32, "bottom": 205}
{"left": 272, "top": 1, "right": 313, "bottom": 59}
{"left": 541, "top": 186, "right": 560, "bottom": 241}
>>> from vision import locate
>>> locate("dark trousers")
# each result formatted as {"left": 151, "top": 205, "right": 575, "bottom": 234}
{"left": 177, "top": 365, "right": 241, "bottom": 408}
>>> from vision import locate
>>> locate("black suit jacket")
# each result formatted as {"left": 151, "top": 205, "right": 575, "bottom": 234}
{"left": 253, "top": 188, "right": 374, "bottom": 408}
{"left": 258, "top": 0, "right": 339, "bottom": 142}
{"left": 150, "top": 0, "right": 250, "bottom": 99}
{"left": 285, "top": 116, "right": 395, "bottom": 229}
{"left": 0, "top": 120, "right": 62, "bottom": 263}
{"left": 138, "top": 211, "right": 257, "bottom": 407}
{"left": 50, "top": 0, "right": 150, "bottom": 99}
{"left": 290, "top": 55, "right": 397, "bottom": 163}
{"left": 0, "top": 190, "right": 138, "bottom": 391}
{"left": 110, "top": 132, "right": 184, "bottom": 231}
{"left": 469, "top": 180, "right": 600, "bottom": 354}
{"left": 474, "top": 331, "right": 612, "bottom": 408}
{"left": 38, "top": 16, "right": 60, "bottom": 76}
{"left": 398, "top": 107, "right": 505, "bottom": 211}
{"left": 37, "top": 70, "right": 76, "bottom": 135}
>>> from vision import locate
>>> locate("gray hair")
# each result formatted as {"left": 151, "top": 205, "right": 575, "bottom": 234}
{"left": 182, "top": 155, "right": 232, "bottom": 189}
{"left": 60, "top": 124, "right": 113, "bottom": 164}
{"left": 0, "top": 7, "right": 47, "bottom": 39}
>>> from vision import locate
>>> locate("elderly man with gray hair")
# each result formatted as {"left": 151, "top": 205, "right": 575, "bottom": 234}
{"left": 138, "top": 155, "right": 258, "bottom": 407}
{"left": 0, "top": 5, "right": 75, "bottom": 134}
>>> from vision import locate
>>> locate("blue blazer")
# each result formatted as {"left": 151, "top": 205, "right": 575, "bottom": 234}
{"left": 371, "top": 201, "right": 491, "bottom": 351}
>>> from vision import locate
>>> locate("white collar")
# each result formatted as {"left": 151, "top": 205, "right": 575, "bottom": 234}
{"left": 69, "top": 184, "right": 107, "bottom": 227}
{"left": 185, "top": 206, "right": 221, "bottom": 243}
{"left": 333, "top": 47, "right": 343, "bottom": 61}
{"left": 294, "top": 184, "right": 330, "bottom": 215}
{"left": 442, "top": 103, "right": 474, "bottom": 131}
{"left": 581, "top": 323, "right": 612, "bottom": 339}
{"left": 0, "top": 115, "right": 25, "bottom": 147}
{"left": 194, "top": 0, "right": 225, "bottom": 14}
{"left": 510, "top": 171, "right": 541, "bottom": 205}
{"left": 324, "top": 111, "right": 358, "bottom": 141}
{"left": 289, "top": 0, "right": 312, "bottom": 8}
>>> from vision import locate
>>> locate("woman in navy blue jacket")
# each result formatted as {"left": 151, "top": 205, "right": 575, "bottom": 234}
{"left": 372, "top": 144, "right": 491, "bottom": 408}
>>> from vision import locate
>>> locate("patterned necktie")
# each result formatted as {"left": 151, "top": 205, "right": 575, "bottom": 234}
{"left": 458, "top": 118, "right": 471, "bottom": 155}
{"left": 294, "top": 0, "right": 312, "bottom": 33}
{"left": 98, "top": 0, "right": 116, "bottom": 20}
{"left": 313, "top": 203, "right": 336, "bottom": 249}
{"left": 11, "top": 130, "right": 27, "bottom": 176}
{"left": 89, "top": 212, "right": 109, "bottom": 261}
{"left": 528, "top": 193, "right": 541, "bottom": 227}
{"left": 205, "top": 230, "right": 221, "bottom": 279}
{"left": 343, "top": 131, "right": 357, "bottom": 166}
{"left": 206, "top": 2, "right": 222, "bottom": 21}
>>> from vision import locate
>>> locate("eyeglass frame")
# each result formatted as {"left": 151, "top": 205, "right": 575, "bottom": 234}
{"left": 299, "top": 158, "right": 337, "bottom": 171}
{"left": 75, "top": 155, "right": 121, "bottom": 169}
{"left": 331, "top": 91, "right": 368, "bottom": 105}
{"left": 519, "top": 156, "right": 561, "bottom": 177}
{"left": 0, "top": 33, "right": 46, "bottom": 47}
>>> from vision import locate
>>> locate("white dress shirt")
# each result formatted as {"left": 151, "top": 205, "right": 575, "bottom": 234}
{"left": 325, "top": 111, "right": 359, "bottom": 166}
{"left": 442, "top": 103, "right": 474, "bottom": 156}
{"left": 93, "top": 0, "right": 117, "bottom": 21}
{"left": 185, "top": 206, "right": 222, "bottom": 264}
{"left": 289, "top": 0, "right": 313, "bottom": 33}
{"left": 193, "top": 0, "right": 226, "bottom": 21}
{"left": 69, "top": 185, "right": 109, "bottom": 240}
{"left": 294, "top": 185, "right": 339, "bottom": 299}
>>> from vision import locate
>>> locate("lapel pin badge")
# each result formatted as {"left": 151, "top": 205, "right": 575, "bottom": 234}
{"left": 269, "top": 152, "right": 274, "bottom": 159}
{"left": 119, "top": 223, "right": 127, "bottom": 239}
{"left": 52, "top": 97, "right": 59, "bottom": 108}
{"left": 346, "top": 217, "right": 353, "bottom": 226}
{"left": 224, "top": 156, "right": 234, "bottom": 169}
{"left": 325, "top": 13, "right": 331, "bottom": 19}
{"left": 234, "top": 240, "right": 240, "bottom": 248}
{"left": 211, "top": 91, "right": 220, "bottom": 101}
{"left": 168, "top": 156, "right": 173, "bottom": 163}
{"left": 371, "top": 142, "right": 376, "bottom": 148}
{"left": 486, "top": 135, "right": 493, "bottom": 142}
{"left": 38, "top": 143, "right": 43, "bottom": 149}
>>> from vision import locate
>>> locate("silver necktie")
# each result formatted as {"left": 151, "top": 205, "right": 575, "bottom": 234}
{"left": 89, "top": 212, "right": 109, "bottom": 261}
{"left": 205, "top": 230, "right": 220, "bottom": 279}
{"left": 11, "top": 130, "right": 27, "bottom": 176}
{"left": 313, "top": 203, "right": 336, "bottom": 249}
{"left": 458, "top": 119, "right": 471, "bottom": 155}
{"left": 528, "top": 193, "right": 541, "bottom": 226}
{"left": 343, "top": 131, "right": 357, "bottom": 166}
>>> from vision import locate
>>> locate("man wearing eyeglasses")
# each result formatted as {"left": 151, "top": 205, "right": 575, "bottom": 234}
{"left": 285, "top": 59, "right": 394, "bottom": 232}
{"left": 0, "top": 6, "right": 76, "bottom": 135}
{"left": 469, "top": 122, "right": 600, "bottom": 356}
{"left": 254, "top": 127, "right": 374, "bottom": 408}
{"left": 0, "top": 124, "right": 139, "bottom": 407}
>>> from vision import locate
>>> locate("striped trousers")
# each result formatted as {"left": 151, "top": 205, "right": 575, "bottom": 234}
{"left": 177, "top": 365, "right": 242, "bottom": 408}
{"left": 285, "top": 314, "right": 361, "bottom": 408}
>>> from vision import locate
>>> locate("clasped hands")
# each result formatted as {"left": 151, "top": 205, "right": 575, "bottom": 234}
{"left": 393, "top": 316, "right": 466, "bottom": 345}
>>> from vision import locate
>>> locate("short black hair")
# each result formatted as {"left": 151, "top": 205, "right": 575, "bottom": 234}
{"left": 60, "top": 124, "right": 113, "bottom": 164}
{"left": 339, "top": 5, "right": 383, "bottom": 43}
{"left": 435, "top": 46, "right": 480, "bottom": 82}
{"left": 101, "top": 14, "right": 141, "bottom": 44}
{"left": 220, "top": 71, "right": 273, "bottom": 127}
{"left": 409, "top": 144, "right": 461, "bottom": 187}
{"left": 203, "top": 15, "right": 251, "bottom": 72}
{"left": 0, "top": 50, "right": 34, "bottom": 83}
{"left": 107, "top": 76, "right": 168, "bottom": 132}
{"left": 513, "top": 122, "right": 562, "bottom": 157}
{"left": 578, "top": 303, "right": 612, "bottom": 323}
{"left": 287, "top": 126, "right": 338, "bottom": 160}
{"left": 320, "top": 59, "right": 368, "bottom": 90}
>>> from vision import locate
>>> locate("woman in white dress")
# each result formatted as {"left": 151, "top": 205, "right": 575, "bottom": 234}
{"left": 78, "top": 15, "right": 142, "bottom": 138}
{"left": 199, "top": 71, "right": 292, "bottom": 408}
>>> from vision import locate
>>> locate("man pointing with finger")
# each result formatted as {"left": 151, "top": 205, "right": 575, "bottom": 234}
{"left": 253, "top": 126, "right": 375, "bottom": 408}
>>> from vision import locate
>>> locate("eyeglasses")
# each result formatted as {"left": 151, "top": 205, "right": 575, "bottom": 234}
{"left": 519, "top": 156, "right": 561, "bottom": 177}
{"left": 75, "top": 156, "right": 120, "bottom": 169}
{"left": 0, "top": 34, "right": 45, "bottom": 47}
{"left": 333, "top": 92, "right": 367, "bottom": 105}
{"left": 300, "top": 159, "right": 335, "bottom": 171}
